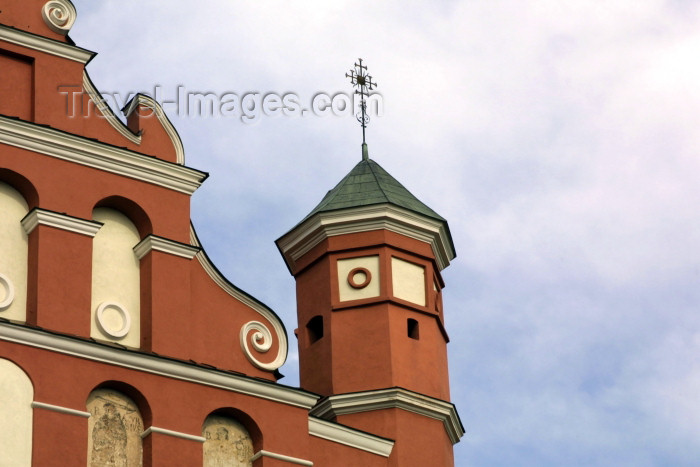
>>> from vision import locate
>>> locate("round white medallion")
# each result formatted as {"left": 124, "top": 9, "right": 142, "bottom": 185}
{"left": 95, "top": 302, "right": 131, "bottom": 338}
{"left": 0, "top": 273, "right": 15, "bottom": 311}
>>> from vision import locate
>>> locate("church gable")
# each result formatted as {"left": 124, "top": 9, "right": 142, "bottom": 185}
{"left": 0, "top": 0, "right": 183, "bottom": 164}
{"left": 0, "top": 3, "right": 462, "bottom": 465}
{"left": 0, "top": 0, "right": 287, "bottom": 381}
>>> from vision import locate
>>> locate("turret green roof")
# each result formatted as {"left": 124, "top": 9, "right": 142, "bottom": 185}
{"left": 278, "top": 156, "right": 457, "bottom": 271}
{"left": 302, "top": 158, "right": 447, "bottom": 222}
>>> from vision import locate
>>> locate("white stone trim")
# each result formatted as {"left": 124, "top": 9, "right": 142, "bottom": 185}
{"left": 141, "top": 426, "right": 205, "bottom": 443}
{"left": 251, "top": 450, "right": 313, "bottom": 466}
{"left": 42, "top": 0, "right": 77, "bottom": 35}
{"left": 0, "top": 116, "right": 206, "bottom": 195}
{"left": 0, "top": 323, "right": 318, "bottom": 409}
{"left": 0, "top": 273, "right": 15, "bottom": 311}
{"left": 123, "top": 95, "right": 185, "bottom": 165}
{"left": 308, "top": 417, "right": 394, "bottom": 458}
{"left": 277, "top": 204, "right": 455, "bottom": 271}
{"left": 21, "top": 208, "right": 103, "bottom": 237}
{"left": 95, "top": 302, "right": 131, "bottom": 338}
{"left": 310, "top": 388, "right": 464, "bottom": 445}
{"left": 134, "top": 235, "right": 200, "bottom": 260}
{"left": 240, "top": 321, "right": 277, "bottom": 371}
{"left": 190, "top": 226, "right": 288, "bottom": 372}
{"left": 82, "top": 71, "right": 141, "bottom": 145}
{"left": 0, "top": 24, "right": 94, "bottom": 63}
{"left": 31, "top": 401, "right": 90, "bottom": 418}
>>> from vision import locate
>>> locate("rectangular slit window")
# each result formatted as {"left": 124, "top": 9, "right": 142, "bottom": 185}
{"left": 407, "top": 318, "right": 419, "bottom": 340}
{"left": 306, "top": 316, "right": 324, "bottom": 345}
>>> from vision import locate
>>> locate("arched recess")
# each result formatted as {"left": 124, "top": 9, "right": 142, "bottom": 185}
{"left": 91, "top": 207, "right": 141, "bottom": 348}
{"left": 0, "top": 358, "right": 34, "bottom": 465}
{"left": 202, "top": 409, "right": 260, "bottom": 466}
{"left": 0, "top": 169, "right": 39, "bottom": 208}
{"left": 86, "top": 387, "right": 145, "bottom": 467}
{"left": 0, "top": 181, "right": 29, "bottom": 322}
{"left": 95, "top": 196, "right": 152, "bottom": 239}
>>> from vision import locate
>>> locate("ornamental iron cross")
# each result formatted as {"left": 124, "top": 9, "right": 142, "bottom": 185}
{"left": 346, "top": 58, "right": 377, "bottom": 153}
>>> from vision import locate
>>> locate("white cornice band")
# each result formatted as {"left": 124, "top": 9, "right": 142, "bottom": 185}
{"left": 134, "top": 235, "right": 200, "bottom": 260}
{"left": 251, "top": 450, "right": 313, "bottom": 466}
{"left": 31, "top": 401, "right": 91, "bottom": 418}
{"left": 310, "top": 388, "right": 464, "bottom": 445}
{"left": 190, "top": 225, "right": 288, "bottom": 372}
{"left": 0, "top": 323, "right": 317, "bottom": 409}
{"left": 0, "top": 24, "right": 94, "bottom": 63}
{"left": 82, "top": 71, "right": 141, "bottom": 145}
{"left": 124, "top": 95, "right": 185, "bottom": 165}
{"left": 21, "top": 208, "right": 103, "bottom": 237}
{"left": 277, "top": 204, "right": 455, "bottom": 271}
{"left": 0, "top": 117, "right": 205, "bottom": 195}
{"left": 308, "top": 417, "right": 394, "bottom": 458}
{"left": 141, "top": 426, "right": 205, "bottom": 443}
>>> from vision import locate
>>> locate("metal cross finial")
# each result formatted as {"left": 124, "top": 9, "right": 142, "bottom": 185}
{"left": 346, "top": 58, "right": 377, "bottom": 160}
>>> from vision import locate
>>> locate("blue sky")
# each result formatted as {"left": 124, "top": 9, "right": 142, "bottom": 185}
{"left": 70, "top": 1, "right": 700, "bottom": 465}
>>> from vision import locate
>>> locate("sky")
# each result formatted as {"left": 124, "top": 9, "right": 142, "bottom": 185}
{"left": 69, "top": 1, "right": 700, "bottom": 465}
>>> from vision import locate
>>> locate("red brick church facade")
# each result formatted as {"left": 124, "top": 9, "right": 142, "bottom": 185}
{"left": 0, "top": 1, "right": 463, "bottom": 465}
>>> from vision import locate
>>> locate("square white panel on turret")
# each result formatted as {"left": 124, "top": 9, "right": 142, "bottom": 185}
{"left": 337, "top": 256, "right": 380, "bottom": 302}
{"left": 391, "top": 257, "right": 426, "bottom": 306}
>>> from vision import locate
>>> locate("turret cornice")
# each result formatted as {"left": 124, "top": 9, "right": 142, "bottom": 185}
{"left": 276, "top": 203, "right": 455, "bottom": 274}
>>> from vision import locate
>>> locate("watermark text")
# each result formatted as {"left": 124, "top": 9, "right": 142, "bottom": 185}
{"left": 59, "top": 85, "right": 384, "bottom": 124}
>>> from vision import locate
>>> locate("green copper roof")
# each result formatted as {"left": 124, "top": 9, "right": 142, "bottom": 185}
{"left": 302, "top": 158, "right": 447, "bottom": 222}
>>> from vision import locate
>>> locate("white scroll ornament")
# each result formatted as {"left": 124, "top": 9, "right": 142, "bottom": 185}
{"left": 42, "top": 0, "right": 77, "bottom": 35}
{"left": 240, "top": 321, "right": 285, "bottom": 371}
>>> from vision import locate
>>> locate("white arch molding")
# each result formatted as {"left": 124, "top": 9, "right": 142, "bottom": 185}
{"left": 0, "top": 273, "right": 15, "bottom": 310}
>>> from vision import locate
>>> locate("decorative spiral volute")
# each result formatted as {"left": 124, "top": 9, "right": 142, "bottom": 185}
{"left": 42, "top": 0, "right": 77, "bottom": 35}
{"left": 240, "top": 321, "right": 285, "bottom": 371}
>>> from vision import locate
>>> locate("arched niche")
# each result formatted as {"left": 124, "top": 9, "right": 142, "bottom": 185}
{"left": 86, "top": 388, "right": 144, "bottom": 467}
{"left": 202, "top": 413, "right": 256, "bottom": 467}
{"left": 91, "top": 207, "right": 141, "bottom": 348}
{"left": 95, "top": 196, "right": 152, "bottom": 239}
{"left": 0, "top": 358, "right": 33, "bottom": 465}
{"left": 0, "top": 169, "right": 39, "bottom": 208}
{"left": 0, "top": 181, "right": 29, "bottom": 322}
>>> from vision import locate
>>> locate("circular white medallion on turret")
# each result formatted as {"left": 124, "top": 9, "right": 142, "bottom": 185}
{"left": 42, "top": 0, "right": 77, "bottom": 35}
{"left": 0, "top": 273, "right": 15, "bottom": 311}
{"left": 95, "top": 302, "right": 131, "bottom": 339}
